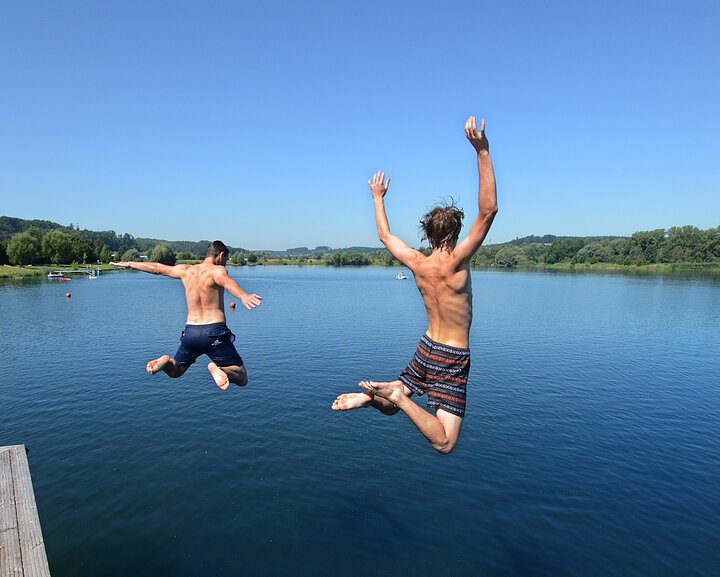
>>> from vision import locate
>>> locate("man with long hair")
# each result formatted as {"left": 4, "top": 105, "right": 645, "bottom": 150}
{"left": 332, "top": 116, "right": 497, "bottom": 453}
{"left": 111, "top": 240, "right": 262, "bottom": 390}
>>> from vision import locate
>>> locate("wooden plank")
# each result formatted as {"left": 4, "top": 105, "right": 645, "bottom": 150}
{"left": 0, "top": 446, "right": 23, "bottom": 577}
{"left": 0, "top": 446, "right": 51, "bottom": 577}
{"left": 9, "top": 446, "right": 50, "bottom": 577}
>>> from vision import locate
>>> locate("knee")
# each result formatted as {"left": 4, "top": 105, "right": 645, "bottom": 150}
{"left": 232, "top": 369, "right": 248, "bottom": 387}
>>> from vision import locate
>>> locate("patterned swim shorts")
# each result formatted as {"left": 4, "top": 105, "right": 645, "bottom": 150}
{"left": 398, "top": 334, "right": 470, "bottom": 417}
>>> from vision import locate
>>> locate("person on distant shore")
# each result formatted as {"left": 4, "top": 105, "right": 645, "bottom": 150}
{"left": 110, "top": 241, "right": 262, "bottom": 390}
{"left": 331, "top": 116, "right": 497, "bottom": 454}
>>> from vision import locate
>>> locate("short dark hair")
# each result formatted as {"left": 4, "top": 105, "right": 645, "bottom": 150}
{"left": 419, "top": 201, "right": 464, "bottom": 250}
{"left": 206, "top": 240, "right": 229, "bottom": 259}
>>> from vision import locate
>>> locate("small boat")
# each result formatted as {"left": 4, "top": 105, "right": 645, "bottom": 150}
{"left": 47, "top": 271, "right": 65, "bottom": 278}
{"left": 396, "top": 271, "right": 408, "bottom": 280}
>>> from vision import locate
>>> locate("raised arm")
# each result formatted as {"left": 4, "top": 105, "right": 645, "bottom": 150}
{"left": 454, "top": 116, "right": 498, "bottom": 262}
{"left": 369, "top": 171, "right": 422, "bottom": 269}
{"left": 214, "top": 268, "right": 263, "bottom": 310}
{"left": 110, "top": 260, "right": 189, "bottom": 279}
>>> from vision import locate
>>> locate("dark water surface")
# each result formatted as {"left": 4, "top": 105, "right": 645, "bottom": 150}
{"left": 1, "top": 267, "right": 719, "bottom": 576}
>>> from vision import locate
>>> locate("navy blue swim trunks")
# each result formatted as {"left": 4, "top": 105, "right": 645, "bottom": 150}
{"left": 173, "top": 322, "right": 244, "bottom": 368}
{"left": 398, "top": 334, "right": 470, "bottom": 417}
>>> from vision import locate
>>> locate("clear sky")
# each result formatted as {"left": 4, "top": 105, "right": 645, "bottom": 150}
{"left": 1, "top": 0, "right": 718, "bottom": 250}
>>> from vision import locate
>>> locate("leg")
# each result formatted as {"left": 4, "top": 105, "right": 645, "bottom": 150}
{"left": 146, "top": 355, "right": 187, "bottom": 378}
{"left": 332, "top": 380, "right": 411, "bottom": 416}
{"left": 208, "top": 363, "right": 247, "bottom": 390}
{"left": 362, "top": 380, "right": 463, "bottom": 454}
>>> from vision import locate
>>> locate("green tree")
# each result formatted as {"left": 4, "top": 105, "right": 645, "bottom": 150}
{"left": 664, "top": 226, "right": 704, "bottom": 262}
{"left": 324, "top": 252, "right": 371, "bottom": 266}
{"left": 247, "top": 253, "right": 258, "bottom": 264}
{"left": 229, "top": 251, "right": 246, "bottom": 265}
{"left": 631, "top": 229, "right": 666, "bottom": 263}
{"left": 7, "top": 231, "right": 41, "bottom": 265}
{"left": 121, "top": 248, "right": 141, "bottom": 262}
{"left": 0, "top": 240, "right": 8, "bottom": 265}
{"left": 67, "top": 234, "right": 97, "bottom": 264}
{"left": 521, "top": 243, "right": 549, "bottom": 264}
{"left": 177, "top": 251, "right": 197, "bottom": 261}
{"left": 545, "top": 239, "right": 585, "bottom": 264}
{"left": 98, "top": 245, "right": 112, "bottom": 263}
{"left": 470, "top": 246, "right": 499, "bottom": 267}
{"left": 150, "top": 243, "right": 177, "bottom": 265}
{"left": 705, "top": 226, "right": 720, "bottom": 261}
{"left": 42, "top": 230, "right": 74, "bottom": 264}
{"left": 494, "top": 246, "right": 523, "bottom": 268}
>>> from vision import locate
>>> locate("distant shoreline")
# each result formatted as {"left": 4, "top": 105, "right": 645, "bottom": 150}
{"left": 3, "top": 261, "right": 719, "bottom": 280}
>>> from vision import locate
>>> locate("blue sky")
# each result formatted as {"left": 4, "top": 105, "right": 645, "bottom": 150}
{"left": 1, "top": 0, "right": 718, "bottom": 250}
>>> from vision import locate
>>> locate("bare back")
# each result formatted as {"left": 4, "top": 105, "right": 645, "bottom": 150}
{"left": 180, "top": 262, "right": 228, "bottom": 325}
{"left": 410, "top": 250, "right": 472, "bottom": 349}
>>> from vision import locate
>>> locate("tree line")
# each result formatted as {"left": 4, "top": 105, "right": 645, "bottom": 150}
{"left": 0, "top": 226, "right": 181, "bottom": 266}
{"left": 2, "top": 215, "right": 717, "bottom": 270}
{"left": 0, "top": 216, "right": 244, "bottom": 266}
{"left": 471, "top": 226, "right": 720, "bottom": 268}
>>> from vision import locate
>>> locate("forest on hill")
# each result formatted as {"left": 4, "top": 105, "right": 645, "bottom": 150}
{"left": 1, "top": 216, "right": 718, "bottom": 270}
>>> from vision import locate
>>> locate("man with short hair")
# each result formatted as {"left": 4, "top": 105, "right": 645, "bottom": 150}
{"left": 111, "top": 240, "right": 262, "bottom": 390}
{"left": 332, "top": 116, "right": 497, "bottom": 454}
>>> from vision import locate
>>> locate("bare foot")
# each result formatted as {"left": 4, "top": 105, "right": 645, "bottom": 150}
{"left": 147, "top": 355, "right": 171, "bottom": 374}
{"left": 208, "top": 362, "right": 230, "bottom": 390}
{"left": 331, "top": 392, "right": 374, "bottom": 411}
{"left": 358, "top": 380, "right": 406, "bottom": 404}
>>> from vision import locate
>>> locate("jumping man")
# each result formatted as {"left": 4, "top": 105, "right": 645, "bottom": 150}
{"left": 331, "top": 116, "right": 497, "bottom": 454}
{"left": 111, "top": 241, "right": 262, "bottom": 390}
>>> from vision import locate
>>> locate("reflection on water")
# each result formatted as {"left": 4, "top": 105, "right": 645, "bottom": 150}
{"left": 1, "top": 267, "right": 719, "bottom": 577}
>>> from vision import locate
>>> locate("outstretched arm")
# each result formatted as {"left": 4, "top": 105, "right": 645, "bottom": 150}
{"left": 369, "top": 171, "right": 422, "bottom": 268}
{"left": 454, "top": 116, "right": 498, "bottom": 262}
{"left": 214, "top": 269, "right": 263, "bottom": 310}
{"left": 110, "top": 261, "right": 189, "bottom": 279}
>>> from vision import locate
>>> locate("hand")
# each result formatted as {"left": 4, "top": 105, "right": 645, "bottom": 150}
{"left": 109, "top": 262, "right": 130, "bottom": 268}
{"left": 240, "top": 293, "right": 263, "bottom": 310}
{"left": 465, "top": 116, "right": 489, "bottom": 155}
{"left": 368, "top": 171, "right": 390, "bottom": 199}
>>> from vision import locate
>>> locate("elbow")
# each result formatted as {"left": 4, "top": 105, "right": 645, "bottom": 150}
{"left": 432, "top": 438, "right": 457, "bottom": 455}
{"left": 481, "top": 205, "right": 498, "bottom": 222}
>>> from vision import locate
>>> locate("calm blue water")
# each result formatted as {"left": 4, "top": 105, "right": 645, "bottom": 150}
{"left": 1, "top": 267, "right": 719, "bottom": 577}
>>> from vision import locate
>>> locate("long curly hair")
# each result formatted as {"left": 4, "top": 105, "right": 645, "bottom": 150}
{"left": 419, "top": 199, "right": 464, "bottom": 250}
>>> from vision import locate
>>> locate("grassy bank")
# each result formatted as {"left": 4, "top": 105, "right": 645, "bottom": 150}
{"left": 0, "top": 264, "right": 115, "bottom": 278}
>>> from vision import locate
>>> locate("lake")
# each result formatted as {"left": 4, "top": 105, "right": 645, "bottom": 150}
{"left": 1, "top": 266, "right": 718, "bottom": 577}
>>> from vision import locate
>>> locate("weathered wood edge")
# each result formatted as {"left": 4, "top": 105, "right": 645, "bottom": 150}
{"left": 2, "top": 446, "right": 51, "bottom": 577}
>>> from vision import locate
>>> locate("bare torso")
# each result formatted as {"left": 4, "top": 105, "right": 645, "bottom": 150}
{"left": 411, "top": 249, "right": 472, "bottom": 349}
{"left": 180, "top": 262, "right": 227, "bottom": 325}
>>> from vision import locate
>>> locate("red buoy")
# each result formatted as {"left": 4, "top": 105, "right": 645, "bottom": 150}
{"left": 65, "top": 292, "right": 71, "bottom": 298}
{"left": 230, "top": 301, "right": 236, "bottom": 309}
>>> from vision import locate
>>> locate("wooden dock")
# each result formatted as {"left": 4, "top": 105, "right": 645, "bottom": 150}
{"left": 0, "top": 445, "right": 51, "bottom": 577}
